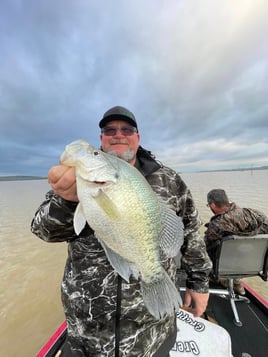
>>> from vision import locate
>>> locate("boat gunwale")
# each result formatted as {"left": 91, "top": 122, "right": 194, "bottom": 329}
{"left": 36, "top": 321, "right": 67, "bottom": 357}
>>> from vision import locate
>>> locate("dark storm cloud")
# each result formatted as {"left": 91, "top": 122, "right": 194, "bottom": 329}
{"left": 0, "top": 0, "right": 268, "bottom": 175}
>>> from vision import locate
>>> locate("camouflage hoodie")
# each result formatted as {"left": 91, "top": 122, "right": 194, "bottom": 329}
{"left": 31, "top": 148, "right": 211, "bottom": 357}
{"left": 205, "top": 202, "right": 268, "bottom": 243}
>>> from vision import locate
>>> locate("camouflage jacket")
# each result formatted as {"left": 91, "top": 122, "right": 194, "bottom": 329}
{"left": 205, "top": 203, "right": 268, "bottom": 245}
{"left": 31, "top": 150, "right": 211, "bottom": 357}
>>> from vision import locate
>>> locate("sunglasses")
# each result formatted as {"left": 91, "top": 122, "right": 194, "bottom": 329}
{"left": 101, "top": 126, "right": 137, "bottom": 137}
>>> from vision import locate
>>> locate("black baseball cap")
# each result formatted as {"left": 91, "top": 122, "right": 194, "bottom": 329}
{"left": 99, "top": 106, "right": 138, "bottom": 131}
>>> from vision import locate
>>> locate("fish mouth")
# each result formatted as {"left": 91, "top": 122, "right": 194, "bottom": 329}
{"left": 90, "top": 179, "right": 117, "bottom": 186}
{"left": 93, "top": 181, "right": 106, "bottom": 185}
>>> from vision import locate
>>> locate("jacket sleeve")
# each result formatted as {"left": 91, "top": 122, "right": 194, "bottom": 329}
{"left": 204, "top": 220, "right": 222, "bottom": 242}
{"left": 30, "top": 190, "right": 78, "bottom": 243}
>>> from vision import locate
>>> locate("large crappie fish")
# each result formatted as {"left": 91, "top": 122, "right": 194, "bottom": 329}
{"left": 60, "top": 139, "right": 184, "bottom": 319}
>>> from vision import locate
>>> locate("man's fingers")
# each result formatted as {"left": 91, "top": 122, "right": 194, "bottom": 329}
{"left": 47, "top": 166, "right": 78, "bottom": 202}
{"left": 48, "top": 165, "right": 70, "bottom": 184}
{"left": 57, "top": 167, "right": 76, "bottom": 190}
{"left": 183, "top": 289, "right": 191, "bottom": 307}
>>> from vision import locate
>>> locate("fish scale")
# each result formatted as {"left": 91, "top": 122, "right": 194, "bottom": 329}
{"left": 60, "top": 139, "right": 185, "bottom": 319}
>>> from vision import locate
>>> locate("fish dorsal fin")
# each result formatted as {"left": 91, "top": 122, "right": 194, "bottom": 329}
{"left": 159, "top": 203, "right": 184, "bottom": 259}
{"left": 99, "top": 240, "right": 140, "bottom": 282}
{"left": 94, "top": 188, "right": 120, "bottom": 220}
{"left": 73, "top": 203, "right": 87, "bottom": 235}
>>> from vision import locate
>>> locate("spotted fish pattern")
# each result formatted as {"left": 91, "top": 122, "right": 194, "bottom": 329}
{"left": 31, "top": 154, "right": 211, "bottom": 356}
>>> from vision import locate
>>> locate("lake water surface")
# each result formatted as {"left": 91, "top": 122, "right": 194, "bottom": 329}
{"left": 0, "top": 170, "right": 267, "bottom": 356}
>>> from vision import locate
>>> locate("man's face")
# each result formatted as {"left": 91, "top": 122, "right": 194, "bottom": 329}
{"left": 100, "top": 120, "right": 140, "bottom": 164}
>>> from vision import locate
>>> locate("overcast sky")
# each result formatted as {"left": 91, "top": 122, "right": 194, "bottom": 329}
{"left": 1, "top": 0, "right": 268, "bottom": 176}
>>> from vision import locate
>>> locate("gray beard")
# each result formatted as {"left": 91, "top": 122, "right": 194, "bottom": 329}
{"left": 105, "top": 148, "right": 136, "bottom": 163}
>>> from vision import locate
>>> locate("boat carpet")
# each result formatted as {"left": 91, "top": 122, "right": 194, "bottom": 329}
{"left": 206, "top": 287, "right": 268, "bottom": 357}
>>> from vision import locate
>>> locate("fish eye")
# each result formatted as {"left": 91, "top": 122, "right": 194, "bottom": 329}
{"left": 93, "top": 151, "right": 99, "bottom": 156}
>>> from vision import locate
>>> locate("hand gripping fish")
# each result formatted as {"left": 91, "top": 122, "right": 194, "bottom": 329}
{"left": 60, "top": 139, "right": 184, "bottom": 319}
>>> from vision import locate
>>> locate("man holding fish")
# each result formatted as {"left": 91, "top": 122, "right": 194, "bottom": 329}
{"left": 31, "top": 106, "right": 212, "bottom": 357}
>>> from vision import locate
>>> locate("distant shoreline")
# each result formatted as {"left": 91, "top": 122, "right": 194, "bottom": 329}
{"left": 0, "top": 176, "right": 47, "bottom": 182}
{"left": 179, "top": 166, "right": 268, "bottom": 174}
{"left": 196, "top": 166, "right": 268, "bottom": 174}
{"left": 1, "top": 166, "right": 267, "bottom": 181}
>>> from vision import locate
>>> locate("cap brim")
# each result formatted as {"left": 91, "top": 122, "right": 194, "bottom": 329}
{"left": 99, "top": 114, "right": 137, "bottom": 129}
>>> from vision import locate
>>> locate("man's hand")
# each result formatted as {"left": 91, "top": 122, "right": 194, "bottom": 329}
{"left": 183, "top": 288, "right": 209, "bottom": 317}
{"left": 48, "top": 165, "right": 78, "bottom": 202}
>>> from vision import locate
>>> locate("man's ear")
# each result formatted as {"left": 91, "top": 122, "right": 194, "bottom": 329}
{"left": 210, "top": 202, "right": 218, "bottom": 214}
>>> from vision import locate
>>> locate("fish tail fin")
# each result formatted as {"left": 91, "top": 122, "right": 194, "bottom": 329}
{"left": 141, "top": 269, "right": 182, "bottom": 319}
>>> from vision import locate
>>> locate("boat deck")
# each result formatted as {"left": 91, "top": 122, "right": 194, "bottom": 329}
{"left": 204, "top": 281, "right": 268, "bottom": 357}
{"left": 37, "top": 280, "right": 268, "bottom": 357}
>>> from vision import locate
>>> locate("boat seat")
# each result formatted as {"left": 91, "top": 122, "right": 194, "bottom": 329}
{"left": 208, "top": 234, "right": 268, "bottom": 327}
